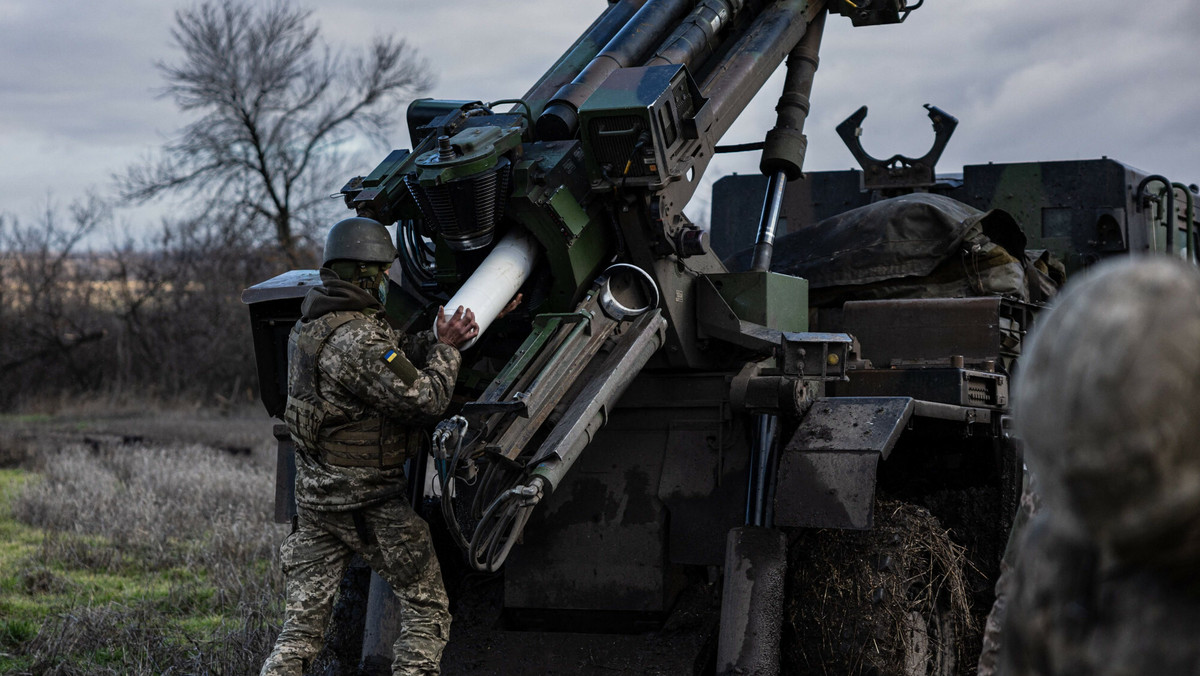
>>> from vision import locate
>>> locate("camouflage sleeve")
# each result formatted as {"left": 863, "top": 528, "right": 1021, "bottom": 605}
{"left": 399, "top": 328, "right": 440, "bottom": 366}
{"left": 323, "top": 321, "right": 462, "bottom": 419}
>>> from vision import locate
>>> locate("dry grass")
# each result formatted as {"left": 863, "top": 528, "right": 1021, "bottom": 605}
{"left": 0, "top": 427, "right": 288, "bottom": 675}
{"left": 784, "top": 498, "right": 977, "bottom": 676}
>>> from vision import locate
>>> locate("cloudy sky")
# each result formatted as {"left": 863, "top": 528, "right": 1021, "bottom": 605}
{"left": 2, "top": 0, "right": 1198, "bottom": 242}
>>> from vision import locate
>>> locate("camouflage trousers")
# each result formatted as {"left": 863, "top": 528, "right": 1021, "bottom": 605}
{"left": 977, "top": 470, "right": 1040, "bottom": 676}
{"left": 260, "top": 498, "right": 451, "bottom": 676}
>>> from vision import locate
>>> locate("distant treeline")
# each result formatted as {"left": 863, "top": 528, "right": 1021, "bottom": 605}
{"left": 0, "top": 202, "right": 318, "bottom": 411}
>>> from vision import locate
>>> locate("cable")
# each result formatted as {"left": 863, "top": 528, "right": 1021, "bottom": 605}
{"left": 434, "top": 417, "right": 473, "bottom": 552}
{"left": 467, "top": 480, "right": 542, "bottom": 572}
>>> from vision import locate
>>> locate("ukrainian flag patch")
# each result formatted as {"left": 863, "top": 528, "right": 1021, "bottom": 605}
{"left": 382, "top": 348, "right": 419, "bottom": 385}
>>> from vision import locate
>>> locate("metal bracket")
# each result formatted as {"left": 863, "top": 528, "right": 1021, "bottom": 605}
{"left": 774, "top": 397, "right": 915, "bottom": 530}
{"left": 836, "top": 103, "right": 958, "bottom": 190}
{"left": 830, "top": 0, "right": 925, "bottom": 26}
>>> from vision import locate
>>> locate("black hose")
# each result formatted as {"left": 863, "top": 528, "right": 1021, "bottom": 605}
{"left": 715, "top": 141, "right": 765, "bottom": 154}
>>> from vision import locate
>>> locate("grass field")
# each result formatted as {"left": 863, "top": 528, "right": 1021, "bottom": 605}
{"left": 0, "top": 409, "right": 288, "bottom": 674}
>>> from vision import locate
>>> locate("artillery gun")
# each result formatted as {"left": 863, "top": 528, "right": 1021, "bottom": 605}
{"left": 243, "top": 0, "right": 1198, "bottom": 673}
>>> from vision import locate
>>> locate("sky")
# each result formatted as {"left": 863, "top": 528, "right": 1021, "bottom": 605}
{"left": 2, "top": 0, "right": 1198, "bottom": 244}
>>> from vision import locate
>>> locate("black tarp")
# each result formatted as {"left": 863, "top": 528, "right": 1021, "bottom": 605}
{"left": 724, "top": 193, "right": 1060, "bottom": 306}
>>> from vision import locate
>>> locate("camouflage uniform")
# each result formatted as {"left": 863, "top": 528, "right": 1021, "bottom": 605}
{"left": 999, "top": 513, "right": 1200, "bottom": 676}
{"left": 976, "top": 470, "right": 1040, "bottom": 676}
{"left": 261, "top": 269, "right": 459, "bottom": 676}
{"left": 997, "top": 258, "right": 1200, "bottom": 675}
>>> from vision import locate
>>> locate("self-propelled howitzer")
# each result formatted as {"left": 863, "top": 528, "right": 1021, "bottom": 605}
{"left": 243, "top": 1, "right": 1041, "bottom": 673}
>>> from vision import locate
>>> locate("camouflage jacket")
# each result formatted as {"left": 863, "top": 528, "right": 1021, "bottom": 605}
{"left": 286, "top": 269, "right": 461, "bottom": 511}
{"left": 1000, "top": 513, "right": 1200, "bottom": 675}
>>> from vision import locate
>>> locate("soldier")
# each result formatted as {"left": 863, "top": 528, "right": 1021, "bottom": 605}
{"left": 261, "top": 217, "right": 479, "bottom": 676}
{"left": 999, "top": 257, "right": 1200, "bottom": 675}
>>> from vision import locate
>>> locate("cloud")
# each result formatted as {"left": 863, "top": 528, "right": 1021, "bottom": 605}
{"left": 1, "top": 0, "right": 1196, "bottom": 236}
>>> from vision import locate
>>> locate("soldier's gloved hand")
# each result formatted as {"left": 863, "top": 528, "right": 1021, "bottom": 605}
{"left": 437, "top": 305, "right": 479, "bottom": 348}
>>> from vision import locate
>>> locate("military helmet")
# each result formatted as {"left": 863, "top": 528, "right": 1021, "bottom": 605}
{"left": 1015, "top": 257, "right": 1200, "bottom": 566}
{"left": 323, "top": 217, "right": 397, "bottom": 266}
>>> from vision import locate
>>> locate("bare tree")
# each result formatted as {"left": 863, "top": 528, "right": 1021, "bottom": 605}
{"left": 0, "top": 197, "right": 110, "bottom": 399}
{"left": 118, "top": 0, "right": 434, "bottom": 265}
{"left": 106, "top": 212, "right": 264, "bottom": 400}
{"left": 0, "top": 197, "right": 273, "bottom": 407}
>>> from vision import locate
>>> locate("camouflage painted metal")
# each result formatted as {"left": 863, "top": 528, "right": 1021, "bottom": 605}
{"left": 577, "top": 63, "right": 707, "bottom": 190}
{"left": 535, "top": 0, "right": 695, "bottom": 141}
{"left": 704, "top": 270, "right": 809, "bottom": 332}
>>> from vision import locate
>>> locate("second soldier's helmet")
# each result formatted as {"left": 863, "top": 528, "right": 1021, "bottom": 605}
{"left": 323, "top": 217, "right": 397, "bottom": 266}
{"left": 1015, "top": 257, "right": 1200, "bottom": 570}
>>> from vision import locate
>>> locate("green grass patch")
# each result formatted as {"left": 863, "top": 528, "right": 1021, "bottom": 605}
{"left": 0, "top": 617, "right": 38, "bottom": 646}
{"left": 0, "top": 455, "right": 285, "bottom": 673}
{"left": 0, "top": 654, "right": 35, "bottom": 673}
{"left": 0, "top": 469, "right": 32, "bottom": 509}
{"left": 177, "top": 613, "right": 228, "bottom": 635}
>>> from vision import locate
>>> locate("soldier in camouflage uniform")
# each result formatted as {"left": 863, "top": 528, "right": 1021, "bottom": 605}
{"left": 998, "top": 257, "right": 1200, "bottom": 675}
{"left": 975, "top": 470, "right": 1040, "bottom": 676}
{"left": 261, "top": 217, "right": 479, "bottom": 676}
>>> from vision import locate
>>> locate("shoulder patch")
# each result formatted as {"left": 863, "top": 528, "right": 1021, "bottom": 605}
{"left": 382, "top": 348, "right": 420, "bottom": 385}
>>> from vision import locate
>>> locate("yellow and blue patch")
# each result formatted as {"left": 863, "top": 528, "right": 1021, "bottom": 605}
{"left": 381, "top": 348, "right": 419, "bottom": 385}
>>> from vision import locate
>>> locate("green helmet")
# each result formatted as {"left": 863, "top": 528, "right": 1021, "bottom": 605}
{"left": 323, "top": 217, "right": 397, "bottom": 266}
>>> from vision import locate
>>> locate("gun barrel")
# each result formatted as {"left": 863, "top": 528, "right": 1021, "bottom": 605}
{"left": 537, "top": 0, "right": 694, "bottom": 140}
{"left": 522, "top": 0, "right": 650, "bottom": 120}
{"left": 700, "top": 0, "right": 818, "bottom": 144}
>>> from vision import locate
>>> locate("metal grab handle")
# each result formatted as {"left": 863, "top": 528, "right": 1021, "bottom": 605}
{"left": 1172, "top": 182, "right": 1196, "bottom": 263}
{"left": 1136, "top": 175, "right": 1176, "bottom": 254}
